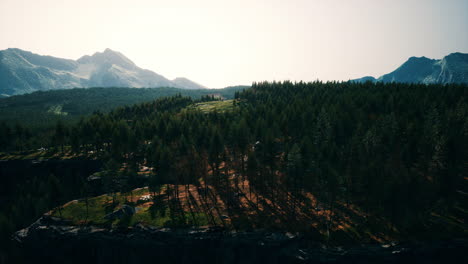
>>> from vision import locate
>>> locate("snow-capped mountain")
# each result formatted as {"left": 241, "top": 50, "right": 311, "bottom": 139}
{"left": 353, "top": 52, "right": 468, "bottom": 84}
{"left": 0, "top": 48, "right": 205, "bottom": 96}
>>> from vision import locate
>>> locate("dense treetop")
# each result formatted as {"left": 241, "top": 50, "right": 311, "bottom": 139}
{"left": 1, "top": 81, "right": 467, "bottom": 248}
{"left": 0, "top": 86, "right": 247, "bottom": 127}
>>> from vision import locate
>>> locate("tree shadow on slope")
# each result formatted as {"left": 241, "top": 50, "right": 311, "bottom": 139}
{"left": 212, "top": 177, "right": 280, "bottom": 231}
{"left": 149, "top": 194, "right": 168, "bottom": 219}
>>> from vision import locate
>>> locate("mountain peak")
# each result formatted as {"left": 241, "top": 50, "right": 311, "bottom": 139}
{"left": 447, "top": 52, "right": 466, "bottom": 56}
{"left": 172, "top": 77, "right": 207, "bottom": 89}
{"left": 6, "top": 47, "right": 25, "bottom": 53}
{"left": 101, "top": 48, "right": 124, "bottom": 58}
{"left": 444, "top": 52, "right": 468, "bottom": 61}
{"left": 0, "top": 48, "right": 207, "bottom": 95}
{"left": 406, "top": 56, "right": 435, "bottom": 63}
{"left": 353, "top": 52, "right": 468, "bottom": 84}
{"left": 3, "top": 48, "right": 35, "bottom": 58}
{"left": 77, "top": 48, "right": 136, "bottom": 69}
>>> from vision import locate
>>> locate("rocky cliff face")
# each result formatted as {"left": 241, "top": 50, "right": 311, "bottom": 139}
{"left": 13, "top": 215, "right": 467, "bottom": 264}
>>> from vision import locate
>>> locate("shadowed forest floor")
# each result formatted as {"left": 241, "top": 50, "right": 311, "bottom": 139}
{"left": 52, "top": 174, "right": 467, "bottom": 244}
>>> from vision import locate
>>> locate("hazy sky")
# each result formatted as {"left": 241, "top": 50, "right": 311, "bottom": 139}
{"left": 1, "top": 0, "right": 467, "bottom": 87}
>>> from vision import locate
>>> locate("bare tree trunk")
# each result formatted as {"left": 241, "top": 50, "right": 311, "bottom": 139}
{"left": 57, "top": 205, "right": 62, "bottom": 218}
{"left": 85, "top": 196, "right": 89, "bottom": 222}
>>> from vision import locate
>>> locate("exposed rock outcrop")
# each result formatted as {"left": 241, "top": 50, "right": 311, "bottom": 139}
{"left": 13, "top": 215, "right": 468, "bottom": 264}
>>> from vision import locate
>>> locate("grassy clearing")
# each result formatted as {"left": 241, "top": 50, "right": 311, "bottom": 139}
{"left": 51, "top": 187, "right": 211, "bottom": 228}
{"left": 47, "top": 104, "right": 68, "bottom": 116}
{"left": 187, "top": 100, "right": 235, "bottom": 113}
{"left": 56, "top": 195, "right": 109, "bottom": 225}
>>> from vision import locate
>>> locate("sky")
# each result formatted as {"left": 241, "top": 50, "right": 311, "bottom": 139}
{"left": 1, "top": 0, "right": 467, "bottom": 88}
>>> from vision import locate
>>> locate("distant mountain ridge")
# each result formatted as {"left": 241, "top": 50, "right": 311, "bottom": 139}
{"left": 0, "top": 48, "right": 206, "bottom": 96}
{"left": 353, "top": 52, "right": 468, "bottom": 84}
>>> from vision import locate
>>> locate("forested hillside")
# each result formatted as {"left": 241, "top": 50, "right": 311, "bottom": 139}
{"left": 0, "top": 86, "right": 246, "bottom": 127}
{"left": 1, "top": 81, "right": 467, "bottom": 259}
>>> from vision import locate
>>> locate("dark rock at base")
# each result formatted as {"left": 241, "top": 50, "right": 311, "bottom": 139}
{"left": 13, "top": 216, "right": 468, "bottom": 264}
{"left": 104, "top": 205, "right": 136, "bottom": 220}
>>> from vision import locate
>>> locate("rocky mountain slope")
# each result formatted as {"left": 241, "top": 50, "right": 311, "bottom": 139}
{"left": 353, "top": 52, "right": 468, "bottom": 84}
{"left": 0, "top": 48, "right": 205, "bottom": 96}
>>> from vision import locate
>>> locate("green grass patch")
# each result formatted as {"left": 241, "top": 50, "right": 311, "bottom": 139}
{"left": 47, "top": 104, "right": 68, "bottom": 116}
{"left": 53, "top": 195, "right": 112, "bottom": 225}
{"left": 52, "top": 187, "right": 212, "bottom": 228}
{"left": 187, "top": 100, "right": 235, "bottom": 113}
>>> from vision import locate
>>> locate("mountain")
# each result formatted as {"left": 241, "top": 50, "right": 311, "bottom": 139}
{"left": 0, "top": 48, "right": 205, "bottom": 96}
{"left": 353, "top": 52, "right": 468, "bottom": 84}
{"left": 172, "top": 77, "right": 206, "bottom": 90}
